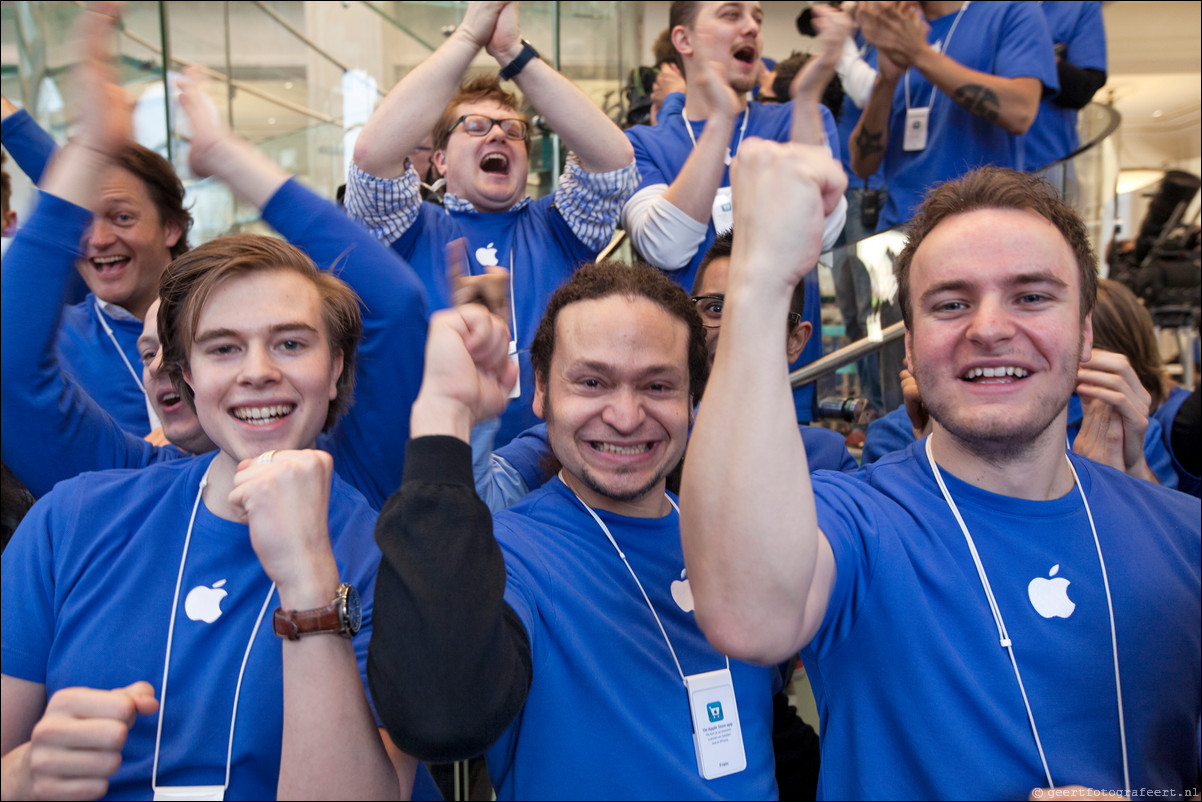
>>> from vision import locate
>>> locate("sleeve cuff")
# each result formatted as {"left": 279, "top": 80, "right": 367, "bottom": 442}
{"left": 403, "top": 436, "right": 476, "bottom": 487}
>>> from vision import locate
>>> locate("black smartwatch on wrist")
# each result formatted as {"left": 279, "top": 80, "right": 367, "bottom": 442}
{"left": 499, "top": 40, "right": 539, "bottom": 81}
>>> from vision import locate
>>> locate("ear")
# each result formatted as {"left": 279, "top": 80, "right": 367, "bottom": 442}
{"left": 786, "top": 321, "right": 813, "bottom": 363}
{"left": 903, "top": 326, "right": 914, "bottom": 374}
{"left": 163, "top": 220, "right": 183, "bottom": 250}
{"left": 432, "top": 149, "right": 449, "bottom": 178}
{"left": 328, "top": 349, "right": 345, "bottom": 401}
{"left": 1080, "top": 311, "right": 1093, "bottom": 364}
{"left": 533, "top": 372, "right": 548, "bottom": 420}
{"left": 671, "top": 25, "right": 694, "bottom": 59}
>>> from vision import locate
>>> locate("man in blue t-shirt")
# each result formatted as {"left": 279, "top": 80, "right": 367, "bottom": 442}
{"left": 684, "top": 140, "right": 1200, "bottom": 799}
{"left": 623, "top": 1, "right": 850, "bottom": 424}
{"left": 849, "top": 1, "right": 1058, "bottom": 231}
{"left": 369, "top": 263, "right": 785, "bottom": 799}
{"left": 1, "top": 94, "right": 192, "bottom": 437}
{"left": 345, "top": 1, "right": 636, "bottom": 447}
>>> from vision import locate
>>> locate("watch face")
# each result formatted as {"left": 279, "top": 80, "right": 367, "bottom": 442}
{"left": 341, "top": 583, "right": 362, "bottom": 636}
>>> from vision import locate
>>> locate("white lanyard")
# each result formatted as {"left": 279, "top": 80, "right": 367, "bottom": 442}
{"left": 561, "top": 474, "right": 730, "bottom": 684}
{"left": 904, "top": 1, "right": 970, "bottom": 111}
{"left": 151, "top": 464, "right": 277, "bottom": 799}
{"left": 923, "top": 435, "right": 1130, "bottom": 794}
{"left": 94, "top": 298, "right": 154, "bottom": 401}
{"left": 682, "top": 105, "right": 751, "bottom": 168}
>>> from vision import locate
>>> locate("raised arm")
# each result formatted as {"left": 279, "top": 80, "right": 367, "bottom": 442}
{"left": 790, "top": 5, "right": 853, "bottom": 147}
{"left": 179, "top": 72, "right": 431, "bottom": 510}
{"left": 681, "top": 139, "right": 845, "bottom": 665}
{"left": 369, "top": 305, "right": 533, "bottom": 761}
{"left": 860, "top": 2, "right": 1042, "bottom": 136}
{"left": 353, "top": 1, "right": 510, "bottom": 178}
{"left": 848, "top": 43, "right": 901, "bottom": 178}
{"left": 485, "top": 3, "right": 632, "bottom": 172}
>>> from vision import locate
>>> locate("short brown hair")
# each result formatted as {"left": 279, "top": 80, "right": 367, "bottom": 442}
{"left": 114, "top": 143, "right": 192, "bottom": 259}
{"left": 431, "top": 75, "right": 531, "bottom": 154}
{"left": 531, "top": 261, "right": 710, "bottom": 402}
{"left": 894, "top": 167, "right": 1098, "bottom": 327}
{"left": 652, "top": 27, "right": 683, "bottom": 72}
{"left": 1093, "top": 279, "right": 1169, "bottom": 409}
{"left": 158, "top": 235, "right": 362, "bottom": 431}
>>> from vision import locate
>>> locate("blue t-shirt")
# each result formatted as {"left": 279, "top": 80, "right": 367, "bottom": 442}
{"left": 392, "top": 201, "right": 594, "bottom": 446}
{"left": 877, "top": 1, "right": 1058, "bottom": 230}
{"left": 486, "top": 477, "right": 779, "bottom": 800}
{"left": 1025, "top": 1, "right": 1107, "bottom": 170}
{"left": 1153, "top": 385, "right": 1200, "bottom": 498}
{"left": 862, "top": 398, "right": 1180, "bottom": 489}
{"left": 626, "top": 99, "right": 839, "bottom": 423}
{"left": 805, "top": 442, "right": 1200, "bottom": 799}
{"left": 1, "top": 454, "right": 381, "bottom": 801}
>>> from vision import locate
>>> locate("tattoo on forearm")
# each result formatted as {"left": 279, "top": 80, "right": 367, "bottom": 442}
{"left": 952, "top": 84, "right": 1000, "bottom": 124}
{"left": 855, "top": 128, "right": 885, "bottom": 159}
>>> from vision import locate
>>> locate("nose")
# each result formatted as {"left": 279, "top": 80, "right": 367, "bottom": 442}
{"left": 238, "top": 343, "right": 281, "bottom": 386}
{"left": 87, "top": 217, "right": 115, "bottom": 250}
{"left": 601, "top": 387, "right": 646, "bottom": 434}
{"left": 964, "top": 296, "right": 1016, "bottom": 347}
{"left": 483, "top": 123, "right": 508, "bottom": 143}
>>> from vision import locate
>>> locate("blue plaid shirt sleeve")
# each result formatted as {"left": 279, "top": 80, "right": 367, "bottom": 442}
{"left": 344, "top": 161, "right": 422, "bottom": 245}
{"left": 553, "top": 154, "right": 639, "bottom": 252}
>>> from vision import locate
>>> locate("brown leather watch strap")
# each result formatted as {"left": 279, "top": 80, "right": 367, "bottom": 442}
{"left": 273, "top": 602, "right": 341, "bottom": 640}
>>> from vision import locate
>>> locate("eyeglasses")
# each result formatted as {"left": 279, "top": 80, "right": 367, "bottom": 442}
{"left": 691, "top": 294, "right": 802, "bottom": 330}
{"left": 450, "top": 114, "right": 530, "bottom": 141}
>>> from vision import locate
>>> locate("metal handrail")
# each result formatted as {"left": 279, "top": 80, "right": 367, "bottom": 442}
{"left": 790, "top": 322, "right": 905, "bottom": 388}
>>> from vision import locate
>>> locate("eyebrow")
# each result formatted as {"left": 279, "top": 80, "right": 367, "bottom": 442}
{"left": 571, "top": 360, "right": 685, "bottom": 380}
{"left": 136, "top": 335, "right": 155, "bottom": 352}
{"left": 194, "top": 321, "right": 320, "bottom": 344}
{"left": 919, "top": 272, "right": 1070, "bottom": 306}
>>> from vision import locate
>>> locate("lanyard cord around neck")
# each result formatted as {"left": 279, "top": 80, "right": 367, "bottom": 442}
{"left": 561, "top": 473, "right": 730, "bottom": 685}
{"left": 682, "top": 104, "right": 751, "bottom": 166}
{"left": 923, "top": 435, "right": 1130, "bottom": 794}
{"left": 904, "top": 1, "right": 970, "bottom": 111}
{"left": 94, "top": 299, "right": 149, "bottom": 398}
{"left": 151, "top": 463, "right": 277, "bottom": 795}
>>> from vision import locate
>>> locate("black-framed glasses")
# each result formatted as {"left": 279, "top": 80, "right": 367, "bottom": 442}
{"left": 691, "top": 294, "right": 802, "bottom": 330}
{"left": 451, "top": 114, "right": 530, "bottom": 141}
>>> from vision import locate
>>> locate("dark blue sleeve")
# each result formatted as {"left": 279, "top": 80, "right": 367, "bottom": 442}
{"left": 262, "top": 179, "right": 429, "bottom": 509}
{"left": 1, "top": 109, "right": 57, "bottom": 184}
{"left": 861, "top": 407, "right": 917, "bottom": 465}
{"left": 1, "top": 193, "right": 170, "bottom": 498}
{"left": 494, "top": 423, "right": 552, "bottom": 491}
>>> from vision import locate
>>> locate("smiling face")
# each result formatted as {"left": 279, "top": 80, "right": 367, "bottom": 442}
{"left": 676, "top": 1, "right": 764, "bottom": 94}
{"left": 905, "top": 207, "right": 1093, "bottom": 458}
{"left": 183, "top": 269, "right": 343, "bottom": 467}
{"left": 79, "top": 166, "right": 181, "bottom": 321}
{"left": 138, "top": 298, "right": 215, "bottom": 455}
{"left": 534, "top": 295, "right": 693, "bottom": 517}
{"left": 434, "top": 98, "right": 530, "bottom": 213}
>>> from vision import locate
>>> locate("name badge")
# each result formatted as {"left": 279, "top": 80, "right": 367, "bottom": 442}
{"left": 684, "top": 667, "right": 746, "bottom": 780}
{"left": 154, "top": 785, "right": 224, "bottom": 801}
{"left": 711, "top": 186, "right": 734, "bottom": 235}
{"left": 903, "top": 107, "right": 929, "bottom": 152}
{"left": 507, "top": 340, "right": 521, "bottom": 400}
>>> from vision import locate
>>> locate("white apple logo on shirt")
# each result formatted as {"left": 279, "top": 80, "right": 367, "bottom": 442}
{"left": 671, "top": 569, "right": 694, "bottom": 613}
{"left": 1027, "top": 564, "right": 1075, "bottom": 619}
{"left": 475, "top": 242, "right": 499, "bottom": 267}
{"left": 185, "top": 579, "right": 229, "bottom": 624}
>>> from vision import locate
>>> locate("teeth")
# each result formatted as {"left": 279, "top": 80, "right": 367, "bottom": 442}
{"left": 93, "top": 256, "right": 128, "bottom": 265}
{"left": 161, "top": 393, "right": 181, "bottom": 406}
{"left": 481, "top": 154, "right": 508, "bottom": 172}
{"left": 233, "top": 404, "right": 294, "bottom": 424}
{"left": 963, "top": 366, "right": 1030, "bottom": 380}
{"left": 593, "top": 442, "right": 651, "bottom": 455}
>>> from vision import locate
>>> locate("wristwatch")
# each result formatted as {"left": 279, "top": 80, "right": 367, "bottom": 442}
{"left": 272, "top": 582, "right": 361, "bottom": 640}
{"left": 499, "top": 39, "right": 539, "bottom": 81}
